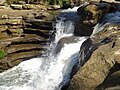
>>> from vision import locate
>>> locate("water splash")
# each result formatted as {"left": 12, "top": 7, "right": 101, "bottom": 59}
{"left": 92, "top": 12, "right": 120, "bottom": 35}
{"left": 0, "top": 6, "right": 87, "bottom": 90}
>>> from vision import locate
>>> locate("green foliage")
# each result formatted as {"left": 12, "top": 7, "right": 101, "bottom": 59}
{"left": 0, "top": 50, "right": 5, "bottom": 59}
{"left": 62, "top": 0, "right": 70, "bottom": 8}
{"left": 49, "top": 0, "right": 71, "bottom": 8}
{"left": 6, "top": 0, "right": 71, "bottom": 8}
{"left": 49, "top": 0, "right": 61, "bottom": 5}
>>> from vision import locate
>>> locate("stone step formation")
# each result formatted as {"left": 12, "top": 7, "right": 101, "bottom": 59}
{"left": 0, "top": 10, "right": 55, "bottom": 72}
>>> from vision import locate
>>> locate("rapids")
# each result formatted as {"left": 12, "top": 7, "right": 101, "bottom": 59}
{"left": 0, "top": 7, "right": 87, "bottom": 90}
{"left": 0, "top": 5, "right": 120, "bottom": 90}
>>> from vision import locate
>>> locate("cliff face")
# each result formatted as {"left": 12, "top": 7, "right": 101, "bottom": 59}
{"left": 0, "top": 6, "right": 57, "bottom": 72}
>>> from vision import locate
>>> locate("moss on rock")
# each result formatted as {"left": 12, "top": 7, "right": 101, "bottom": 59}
{"left": 0, "top": 50, "right": 5, "bottom": 59}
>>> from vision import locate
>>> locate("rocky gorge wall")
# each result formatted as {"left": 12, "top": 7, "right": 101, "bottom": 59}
{"left": 0, "top": 5, "right": 57, "bottom": 72}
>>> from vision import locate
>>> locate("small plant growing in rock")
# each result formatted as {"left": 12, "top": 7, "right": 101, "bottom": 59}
{"left": 0, "top": 50, "right": 5, "bottom": 59}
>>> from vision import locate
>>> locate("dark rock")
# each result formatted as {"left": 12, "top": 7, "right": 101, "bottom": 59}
{"left": 74, "top": 2, "right": 118, "bottom": 36}
{"left": 25, "top": 19, "right": 53, "bottom": 30}
{"left": 53, "top": 36, "right": 82, "bottom": 54}
{"left": 79, "top": 38, "right": 93, "bottom": 66}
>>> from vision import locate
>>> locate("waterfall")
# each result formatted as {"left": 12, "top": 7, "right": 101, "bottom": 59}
{"left": 92, "top": 12, "right": 120, "bottom": 35}
{"left": 0, "top": 7, "right": 87, "bottom": 90}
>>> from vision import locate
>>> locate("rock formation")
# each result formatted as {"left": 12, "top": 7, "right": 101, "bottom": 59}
{"left": 68, "top": 1, "right": 120, "bottom": 90}
{"left": 74, "top": 1, "right": 120, "bottom": 36}
{"left": 0, "top": 7, "right": 56, "bottom": 72}
{"left": 68, "top": 22, "right": 120, "bottom": 90}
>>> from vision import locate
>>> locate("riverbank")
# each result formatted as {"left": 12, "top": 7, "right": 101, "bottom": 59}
{"left": 0, "top": 3, "right": 61, "bottom": 72}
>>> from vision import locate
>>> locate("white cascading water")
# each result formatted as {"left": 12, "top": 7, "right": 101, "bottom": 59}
{"left": 0, "top": 7, "right": 87, "bottom": 90}
{"left": 92, "top": 12, "right": 120, "bottom": 35}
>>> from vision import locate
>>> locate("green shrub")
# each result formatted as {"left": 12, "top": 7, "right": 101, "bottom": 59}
{"left": 0, "top": 50, "right": 5, "bottom": 59}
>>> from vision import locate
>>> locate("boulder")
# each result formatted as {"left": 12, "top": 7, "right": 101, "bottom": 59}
{"left": 74, "top": 1, "right": 119, "bottom": 36}
{"left": 68, "top": 24, "right": 120, "bottom": 90}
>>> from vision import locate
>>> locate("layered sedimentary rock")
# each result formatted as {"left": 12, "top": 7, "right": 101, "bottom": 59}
{"left": 0, "top": 8, "right": 56, "bottom": 72}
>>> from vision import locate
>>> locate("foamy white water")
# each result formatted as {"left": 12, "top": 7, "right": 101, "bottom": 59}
{"left": 0, "top": 7, "right": 87, "bottom": 90}
{"left": 0, "top": 37, "right": 86, "bottom": 90}
{"left": 92, "top": 12, "right": 120, "bottom": 35}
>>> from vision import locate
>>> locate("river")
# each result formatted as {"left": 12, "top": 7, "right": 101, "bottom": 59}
{"left": 0, "top": 7, "right": 87, "bottom": 90}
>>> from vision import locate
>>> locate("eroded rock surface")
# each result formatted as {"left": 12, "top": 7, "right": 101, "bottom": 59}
{"left": 68, "top": 24, "right": 120, "bottom": 90}
{"left": 0, "top": 9, "right": 56, "bottom": 72}
{"left": 74, "top": 1, "right": 120, "bottom": 36}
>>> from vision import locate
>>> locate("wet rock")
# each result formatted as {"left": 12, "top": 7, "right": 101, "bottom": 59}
{"left": 0, "top": 50, "right": 44, "bottom": 71}
{"left": 68, "top": 24, "right": 120, "bottom": 90}
{"left": 74, "top": 1, "right": 119, "bottom": 36}
{"left": 53, "top": 36, "right": 83, "bottom": 54}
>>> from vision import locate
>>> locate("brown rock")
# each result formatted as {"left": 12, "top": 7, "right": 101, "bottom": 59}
{"left": 68, "top": 24, "right": 120, "bottom": 90}
{"left": 0, "top": 19, "right": 24, "bottom": 25}
{"left": 4, "top": 44, "right": 45, "bottom": 54}
{"left": 0, "top": 9, "right": 55, "bottom": 73}
{"left": 10, "top": 4, "right": 23, "bottom": 10}
{"left": 74, "top": 2, "right": 116, "bottom": 36}
{"left": 96, "top": 66, "right": 120, "bottom": 89}
{"left": 35, "top": 11, "right": 54, "bottom": 21}
{"left": 0, "top": 0, "right": 6, "bottom": 5}
{"left": 47, "top": 5, "right": 61, "bottom": 10}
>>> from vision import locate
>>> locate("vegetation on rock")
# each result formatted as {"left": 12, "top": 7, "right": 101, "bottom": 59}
{"left": 0, "top": 50, "right": 5, "bottom": 59}
{"left": 5, "top": 0, "right": 73, "bottom": 8}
